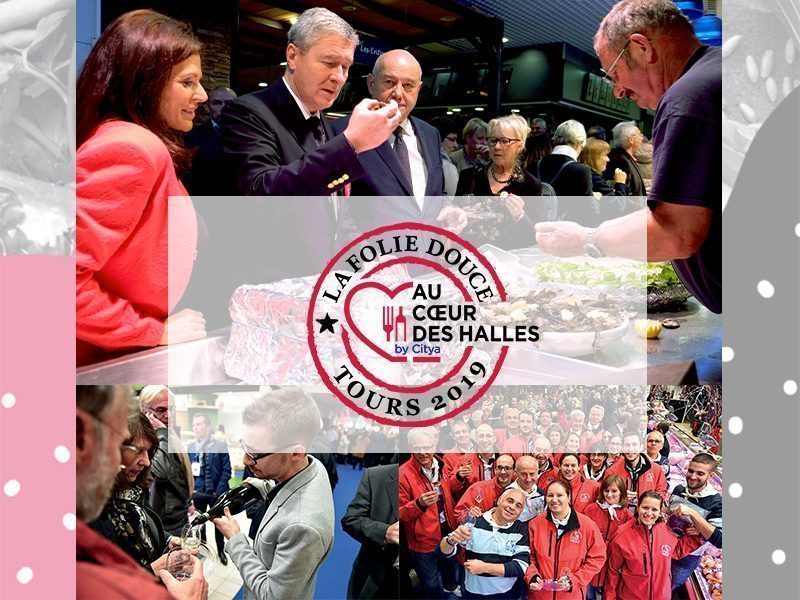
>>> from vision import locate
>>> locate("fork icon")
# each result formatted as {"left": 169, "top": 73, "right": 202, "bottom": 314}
{"left": 382, "top": 306, "right": 394, "bottom": 342}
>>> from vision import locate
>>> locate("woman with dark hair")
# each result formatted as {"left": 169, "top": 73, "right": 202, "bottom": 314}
{"left": 525, "top": 480, "right": 606, "bottom": 599}
{"left": 90, "top": 412, "right": 174, "bottom": 572}
{"left": 583, "top": 444, "right": 609, "bottom": 482}
{"left": 76, "top": 10, "right": 208, "bottom": 366}
{"left": 522, "top": 133, "right": 552, "bottom": 172}
{"left": 583, "top": 475, "right": 632, "bottom": 600}
{"left": 605, "top": 491, "right": 702, "bottom": 600}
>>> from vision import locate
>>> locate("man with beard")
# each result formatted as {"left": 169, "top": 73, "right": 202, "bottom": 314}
{"left": 454, "top": 454, "right": 516, "bottom": 517}
{"left": 212, "top": 389, "right": 334, "bottom": 600}
{"left": 669, "top": 453, "right": 722, "bottom": 589}
{"left": 607, "top": 431, "right": 668, "bottom": 503}
{"left": 501, "top": 410, "right": 537, "bottom": 456}
{"left": 77, "top": 385, "right": 207, "bottom": 599}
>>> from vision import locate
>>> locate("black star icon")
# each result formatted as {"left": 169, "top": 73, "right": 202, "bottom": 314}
{"left": 316, "top": 313, "right": 338, "bottom": 334}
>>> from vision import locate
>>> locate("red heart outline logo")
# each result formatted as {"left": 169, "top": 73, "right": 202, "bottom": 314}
{"left": 343, "top": 280, "right": 414, "bottom": 363}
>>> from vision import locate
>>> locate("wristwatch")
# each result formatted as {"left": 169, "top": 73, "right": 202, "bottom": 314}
{"left": 445, "top": 533, "right": 458, "bottom": 546}
{"left": 584, "top": 228, "right": 605, "bottom": 258}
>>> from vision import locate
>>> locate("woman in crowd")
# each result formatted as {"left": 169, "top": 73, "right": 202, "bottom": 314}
{"left": 456, "top": 115, "right": 554, "bottom": 248}
{"left": 76, "top": 10, "right": 207, "bottom": 366}
{"left": 583, "top": 475, "right": 633, "bottom": 600}
{"left": 606, "top": 435, "right": 623, "bottom": 469}
{"left": 583, "top": 445, "right": 610, "bottom": 482}
{"left": 553, "top": 453, "right": 599, "bottom": 513}
{"left": 605, "top": 491, "right": 702, "bottom": 600}
{"left": 563, "top": 432, "right": 582, "bottom": 454}
{"left": 546, "top": 424, "right": 565, "bottom": 455}
{"left": 525, "top": 480, "right": 606, "bottom": 599}
{"left": 439, "top": 488, "right": 530, "bottom": 599}
{"left": 90, "top": 411, "right": 174, "bottom": 573}
{"left": 523, "top": 132, "right": 553, "bottom": 173}
{"left": 578, "top": 137, "right": 629, "bottom": 199}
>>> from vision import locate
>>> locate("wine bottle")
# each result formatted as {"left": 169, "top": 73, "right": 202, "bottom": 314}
{"left": 190, "top": 482, "right": 262, "bottom": 525}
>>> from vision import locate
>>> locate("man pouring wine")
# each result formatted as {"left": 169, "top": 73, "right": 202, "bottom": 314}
{"left": 211, "top": 388, "right": 335, "bottom": 600}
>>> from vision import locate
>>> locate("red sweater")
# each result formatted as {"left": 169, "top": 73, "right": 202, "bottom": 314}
{"left": 399, "top": 456, "right": 460, "bottom": 552}
{"left": 605, "top": 521, "right": 702, "bottom": 600}
{"left": 453, "top": 478, "right": 506, "bottom": 519}
{"left": 525, "top": 510, "right": 607, "bottom": 600}
{"left": 606, "top": 454, "right": 668, "bottom": 499}
{"left": 77, "top": 520, "right": 172, "bottom": 599}
{"left": 76, "top": 120, "right": 197, "bottom": 366}
{"left": 583, "top": 501, "right": 633, "bottom": 588}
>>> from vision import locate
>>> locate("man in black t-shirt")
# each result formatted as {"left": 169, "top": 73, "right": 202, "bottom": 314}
{"left": 535, "top": 0, "right": 721, "bottom": 314}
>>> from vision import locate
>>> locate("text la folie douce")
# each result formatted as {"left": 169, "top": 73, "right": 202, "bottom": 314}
{"left": 323, "top": 234, "right": 540, "bottom": 344}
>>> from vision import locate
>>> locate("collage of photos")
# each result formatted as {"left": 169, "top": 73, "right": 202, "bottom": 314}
{"left": 76, "top": 385, "right": 722, "bottom": 599}
{"left": 65, "top": 0, "right": 728, "bottom": 599}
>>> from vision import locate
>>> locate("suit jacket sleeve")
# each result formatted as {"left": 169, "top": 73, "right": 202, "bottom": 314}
{"left": 221, "top": 98, "right": 364, "bottom": 196}
{"left": 341, "top": 469, "right": 390, "bottom": 547}
{"left": 226, "top": 522, "right": 327, "bottom": 599}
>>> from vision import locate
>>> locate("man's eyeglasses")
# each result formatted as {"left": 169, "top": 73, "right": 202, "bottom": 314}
{"left": 601, "top": 38, "right": 631, "bottom": 86}
{"left": 147, "top": 406, "right": 170, "bottom": 415}
{"left": 488, "top": 137, "right": 521, "bottom": 147}
{"left": 239, "top": 439, "right": 298, "bottom": 462}
{"left": 495, "top": 465, "right": 514, "bottom": 471}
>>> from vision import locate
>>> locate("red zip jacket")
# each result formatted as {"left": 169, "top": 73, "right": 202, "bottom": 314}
{"left": 541, "top": 470, "right": 600, "bottom": 514}
{"left": 606, "top": 454, "right": 668, "bottom": 499}
{"left": 537, "top": 460, "right": 557, "bottom": 490}
{"left": 605, "top": 521, "right": 702, "bottom": 600}
{"left": 583, "top": 502, "right": 633, "bottom": 588}
{"left": 442, "top": 452, "right": 494, "bottom": 492}
{"left": 453, "top": 478, "right": 506, "bottom": 519}
{"left": 525, "top": 510, "right": 607, "bottom": 600}
{"left": 399, "top": 456, "right": 459, "bottom": 552}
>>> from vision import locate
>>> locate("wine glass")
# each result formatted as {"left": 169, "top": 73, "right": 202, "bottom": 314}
{"left": 166, "top": 549, "right": 193, "bottom": 581}
{"left": 458, "top": 512, "right": 477, "bottom": 547}
{"left": 181, "top": 523, "right": 202, "bottom": 551}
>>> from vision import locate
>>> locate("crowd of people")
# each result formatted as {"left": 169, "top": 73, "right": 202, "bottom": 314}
{"left": 75, "top": 0, "right": 721, "bottom": 366}
{"left": 396, "top": 386, "right": 723, "bottom": 600}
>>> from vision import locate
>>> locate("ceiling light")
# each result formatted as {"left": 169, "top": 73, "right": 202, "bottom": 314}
{"left": 446, "top": 111, "right": 454, "bottom": 115}
{"left": 451, "top": 108, "right": 461, "bottom": 112}
{"left": 258, "top": 82, "right": 268, "bottom": 87}
{"left": 475, "top": 107, "right": 484, "bottom": 112}
{"left": 280, "top": 61, "right": 287, "bottom": 66}
{"left": 440, "top": 16, "right": 456, "bottom": 22}
{"left": 510, "top": 108, "right": 520, "bottom": 113}
{"left": 502, "top": 37, "right": 509, "bottom": 43}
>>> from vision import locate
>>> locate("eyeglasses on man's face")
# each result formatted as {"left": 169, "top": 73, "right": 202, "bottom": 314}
{"left": 601, "top": 37, "right": 632, "bottom": 86}
{"left": 239, "top": 439, "right": 298, "bottom": 462}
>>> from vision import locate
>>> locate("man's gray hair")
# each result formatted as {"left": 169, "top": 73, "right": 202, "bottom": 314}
{"left": 569, "top": 408, "right": 586, "bottom": 420}
{"left": 287, "top": 7, "right": 358, "bottom": 52}
{"left": 242, "top": 388, "right": 321, "bottom": 449}
{"left": 532, "top": 117, "right": 547, "bottom": 129}
{"left": 594, "top": 0, "right": 695, "bottom": 58}
{"left": 462, "top": 117, "right": 488, "bottom": 140}
{"left": 407, "top": 427, "right": 436, "bottom": 446}
{"left": 552, "top": 119, "right": 587, "bottom": 147}
{"left": 139, "top": 385, "right": 173, "bottom": 408}
{"left": 613, "top": 121, "right": 640, "bottom": 149}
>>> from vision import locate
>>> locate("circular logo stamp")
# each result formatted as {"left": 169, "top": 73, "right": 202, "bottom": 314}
{"left": 308, "top": 223, "right": 540, "bottom": 426}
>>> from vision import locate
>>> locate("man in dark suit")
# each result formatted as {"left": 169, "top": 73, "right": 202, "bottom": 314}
{"left": 186, "top": 414, "right": 232, "bottom": 564}
{"left": 605, "top": 120, "right": 647, "bottom": 196}
{"left": 333, "top": 49, "right": 466, "bottom": 245}
{"left": 219, "top": 7, "right": 401, "bottom": 283}
{"left": 341, "top": 463, "right": 399, "bottom": 599}
{"left": 187, "top": 87, "right": 237, "bottom": 196}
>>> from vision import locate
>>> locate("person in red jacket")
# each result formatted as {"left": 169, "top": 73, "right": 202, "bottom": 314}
{"left": 494, "top": 407, "right": 521, "bottom": 443}
{"left": 606, "top": 431, "right": 668, "bottom": 504}
{"left": 502, "top": 409, "right": 538, "bottom": 458}
{"left": 533, "top": 437, "right": 558, "bottom": 490}
{"left": 545, "top": 453, "right": 600, "bottom": 513}
{"left": 605, "top": 491, "right": 703, "bottom": 600}
{"left": 77, "top": 384, "right": 207, "bottom": 600}
{"left": 525, "top": 480, "right": 607, "bottom": 599}
{"left": 76, "top": 10, "right": 208, "bottom": 366}
{"left": 454, "top": 454, "right": 516, "bottom": 519}
{"left": 583, "top": 474, "right": 633, "bottom": 600}
{"left": 399, "top": 427, "right": 462, "bottom": 598}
